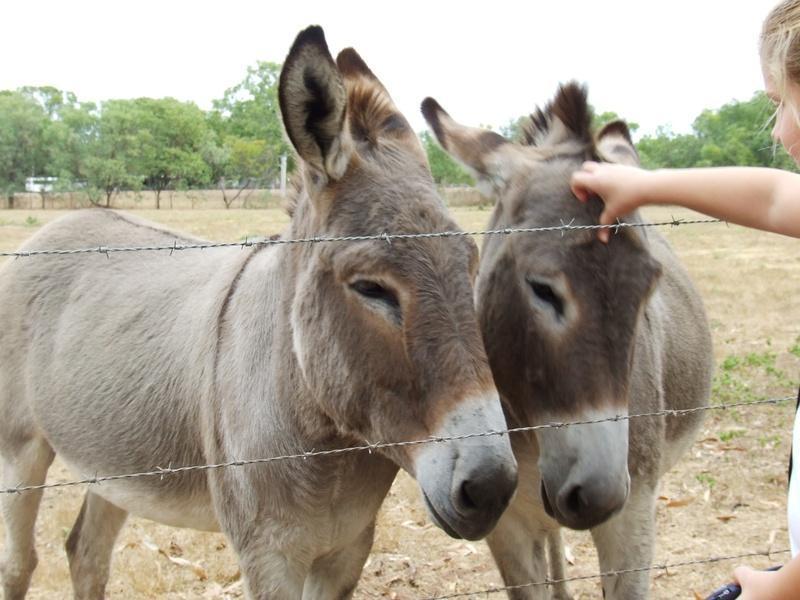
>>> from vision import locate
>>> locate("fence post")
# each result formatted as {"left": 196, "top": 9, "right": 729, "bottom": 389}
{"left": 280, "top": 154, "right": 287, "bottom": 197}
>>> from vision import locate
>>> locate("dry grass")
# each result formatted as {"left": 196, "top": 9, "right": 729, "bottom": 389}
{"left": 0, "top": 205, "right": 798, "bottom": 599}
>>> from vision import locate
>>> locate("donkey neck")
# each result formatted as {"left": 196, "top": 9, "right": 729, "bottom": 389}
{"left": 212, "top": 242, "right": 398, "bottom": 516}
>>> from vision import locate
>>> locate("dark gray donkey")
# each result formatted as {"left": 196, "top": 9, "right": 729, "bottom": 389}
{"left": 422, "top": 83, "right": 713, "bottom": 599}
{"left": 0, "top": 27, "right": 518, "bottom": 599}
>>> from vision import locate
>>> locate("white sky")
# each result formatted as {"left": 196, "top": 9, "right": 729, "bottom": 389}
{"left": 1, "top": 0, "right": 779, "bottom": 138}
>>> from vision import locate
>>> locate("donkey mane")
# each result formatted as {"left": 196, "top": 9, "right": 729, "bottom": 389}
{"left": 521, "top": 81, "right": 593, "bottom": 148}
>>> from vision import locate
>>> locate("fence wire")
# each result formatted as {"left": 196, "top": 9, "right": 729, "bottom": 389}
{"left": 4, "top": 394, "right": 792, "bottom": 496}
{"left": 0, "top": 217, "right": 721, "bottom": 258}
{"left": 422, "top": 548, "right": 792, "bottom": 599}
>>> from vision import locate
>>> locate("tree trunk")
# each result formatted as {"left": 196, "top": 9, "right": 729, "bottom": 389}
{"left": 219, "top": 178, "right": 229, "bottom": 209}
{"left": 155, "top": 189, "right": 161, "bottom": 210}
{"left": 225, "top": 179, "right": 252, "bottom": 209}
{"left": 105, "top": 188, "right": 113, "bottom": 208}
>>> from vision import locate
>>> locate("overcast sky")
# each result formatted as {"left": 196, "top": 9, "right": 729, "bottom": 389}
{"left": 1, "top": 0, "right": 779, "bottom": 138}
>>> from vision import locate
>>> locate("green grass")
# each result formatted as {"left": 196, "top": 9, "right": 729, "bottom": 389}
{"left": 719, "top": 430, "right": 745, "bottom": 442}
{"left": 696, "top": 473, "right": 717, "bottom": 488}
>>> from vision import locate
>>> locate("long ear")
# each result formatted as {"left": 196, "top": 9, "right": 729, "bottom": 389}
{"left": 279, "top": 26, "right": 353, "bottom": 181}
{"left": 421, "top": 97, "right": 527, "bottom": 194}
{"left": 595, "top": 120, "right": 639, "bottom": 166}
{"left": 336, "top": 48, "right": 425, "bottom": 161}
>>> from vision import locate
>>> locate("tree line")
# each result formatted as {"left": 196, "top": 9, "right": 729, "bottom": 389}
{"left": 1, "top": 64, "right": 792, "bottom": 209}
{"left": 0, "top": 62, "right": 290, "bottom": 209}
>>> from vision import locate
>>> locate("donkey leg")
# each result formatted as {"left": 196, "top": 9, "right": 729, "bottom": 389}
{"left": 590, "top": 479, "right": 657, "bottom": 599}
{"left": 65, "top": 491, "right": 127, "bottom": 600}
{"left": 303, "top": 522, "right": 375, "bottom": 599}
{"left": 0, "top": 437, "right": 54, "bottom": 600}
{"left": 228, "top": 529, "right": 308, "bottom": 599}
{"left": 486, "top": 507, "right": 556, "bottom": 600}
{"left": 546, "top": 529, "right": 572, "bottom": 600}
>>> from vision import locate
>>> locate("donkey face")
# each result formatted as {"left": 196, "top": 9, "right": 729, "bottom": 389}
{"left": 278, "top": 27, "right": 516, "bottom": 540}
{"left": 423, "top": 84, "right": 661, "bottom": 531}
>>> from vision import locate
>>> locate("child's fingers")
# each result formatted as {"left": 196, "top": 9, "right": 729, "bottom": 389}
{"left": 569, "top": 175, "right": 590, "bottom": 202}
{"left": 598, "top": 210, "right": 613, "bottom": 244}
{"left": 732, "top": 565, "right": 753, "bottom": 585}
{"left": 570, "top": 172, "right": 595, "bottom": 203}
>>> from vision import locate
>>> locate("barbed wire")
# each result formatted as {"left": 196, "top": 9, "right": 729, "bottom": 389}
{"left": 4, "top": 394, "right": 791, "bottom": 496}
{"left": 1, "top": 218, "right": 721, "bottom": 258}
{"left": 422, "top": 548, "right": 792, "bottom": 599}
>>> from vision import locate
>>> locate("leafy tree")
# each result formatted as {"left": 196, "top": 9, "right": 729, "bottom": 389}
{"left": 636, "top": 93, "right": 795, "bottom": 171}
{"left": 83, "top": 99, "right": 146, "bottom": 206}
{"left": 637, "top": 127, "right": 704, "bottom": 169}
{"left": 202, "top": 133, "right": 280, "bottom": 208}
{"left": 420, "top": 131, "right": 474, "bottom": 186}
{"left": 0, "top": 91, "right": 50, "bottom": 206}
{"left": 132, "top": 98, "right": 211, "bottom": 208}
{"left": 209, "top": 61, "right": 290, "bottom": 173}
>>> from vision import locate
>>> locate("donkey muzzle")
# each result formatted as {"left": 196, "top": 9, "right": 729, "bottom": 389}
{"left": 413, "top": 392, "right": 518, "bottom": 540}
{"left": 537, "top": 414, "right": 630, "bottom": 530}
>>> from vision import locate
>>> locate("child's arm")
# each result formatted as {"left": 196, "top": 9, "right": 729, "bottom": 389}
{"left": 570, "top": 163, "right": 800, "bottom": 242}
{"left": 735, "top": 555, "right": 800, "bottom": 600}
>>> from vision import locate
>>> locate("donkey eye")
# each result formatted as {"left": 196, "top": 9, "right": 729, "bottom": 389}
{"left": 527, "top": 280, "right": 564, "bottom": 318}
{"left": 349, "top": 280, "right": 400, "bottom": 310}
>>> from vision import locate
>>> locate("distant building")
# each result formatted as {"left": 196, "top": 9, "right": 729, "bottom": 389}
{"left": 25, "top": 177, "right": 58, "bottom": 193}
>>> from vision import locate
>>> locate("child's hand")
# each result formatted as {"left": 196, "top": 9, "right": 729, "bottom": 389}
{"left": 734, "top": 565, "right": 781, "bottom": 600}
{"left": 569, "top": 162, "right": 651, "bottom": 243}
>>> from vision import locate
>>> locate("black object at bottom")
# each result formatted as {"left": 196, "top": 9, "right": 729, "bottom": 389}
{"left": 704, "top": 566, "right": 782, "bottom": 600}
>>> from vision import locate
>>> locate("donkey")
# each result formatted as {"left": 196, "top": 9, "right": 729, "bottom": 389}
{"left": 0, "top": 27, "right": 518, "bottom": 599}
{"left": 422, "top": 83, "right": 713, "bottom": 599}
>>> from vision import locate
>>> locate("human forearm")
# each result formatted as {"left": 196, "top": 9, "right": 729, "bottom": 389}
{"left": 570, "top": 163, "right": 800, "bottom": 240}
{"left": 735, "top": 554, "right": 800, "bottom": 599}
{"left": 640, "top": 167, "right": 800, "bottom": 236}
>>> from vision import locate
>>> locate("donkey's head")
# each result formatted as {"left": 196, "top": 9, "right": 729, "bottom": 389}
{"left": 278, "top": 27, "right": 516, "bottom": 540}
{"left": 422, "top": 83, "right": 661, "bottom": 531}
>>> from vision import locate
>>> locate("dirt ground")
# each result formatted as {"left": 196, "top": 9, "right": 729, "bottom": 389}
{"left": 0, "top": 205, "right": 798, "bottom": 599}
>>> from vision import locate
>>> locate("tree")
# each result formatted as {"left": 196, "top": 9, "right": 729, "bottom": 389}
{"left": 0, "top": 91, "right": 49, "bottom": 206}
{"left": 420, "top": 131, "right": 474, "bottom": 186}
{"left": 132, "top": 98, "right": 211, "bottom": 208}
{"left": 83, "top": 99, "right": 146, "bottom": 207}
{"left": 635, "top": 93, "right": 795, "bottom": 171}
{"left": 201, "top": 133, "right": 280, "bottom": 208}
{"left": 209, "top": 61, "right": 290, "bottom": 172}
{"left": 637, "top": 127, "right": 704, "bottom": 169}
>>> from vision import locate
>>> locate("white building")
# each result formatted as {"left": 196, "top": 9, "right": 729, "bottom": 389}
{"left": 25, "top": 177, "right": 58, "bottom": 193}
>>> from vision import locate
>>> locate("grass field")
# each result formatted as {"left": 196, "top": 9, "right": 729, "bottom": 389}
{"left": 0, "top": 205, "right": 798, "bottom": 598}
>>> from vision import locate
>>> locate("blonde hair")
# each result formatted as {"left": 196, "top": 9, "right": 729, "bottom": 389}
{"left": 761, "top": 1, "right": 800, "bottom": 96}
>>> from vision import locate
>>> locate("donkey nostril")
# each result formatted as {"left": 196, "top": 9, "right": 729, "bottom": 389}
{"left": 565, "top": 485, "right": 585, "bottom": 515}
{"left": 459, "top": 480, "right": 480, "bottom": 512}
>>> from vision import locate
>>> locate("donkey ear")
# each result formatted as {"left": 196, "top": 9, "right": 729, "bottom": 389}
{"left": 279, "top": 26, "right": 353, "bottom": 181}
{"left": 336, "top": 48, "right": 426, "bottom": 161}
{"left": 421, "top": 97, "right": 522, "bottom": 194}
{"left": 595, "top": 120, "right": 639, "bottom": 166}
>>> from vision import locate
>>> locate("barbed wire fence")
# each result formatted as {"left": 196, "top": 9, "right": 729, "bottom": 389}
{"left": 1, "top": 217, "right": 720, "bottom": 258}
{"left": 2, "top": 215, "right": 796, "bottom": 598}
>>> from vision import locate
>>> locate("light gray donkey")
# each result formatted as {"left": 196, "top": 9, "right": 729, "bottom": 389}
{"left": 0, "top": 27, "right": 518, "bottom": 599}
{"left": 422, "top": 83, "right": 713, "bottom": 599}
